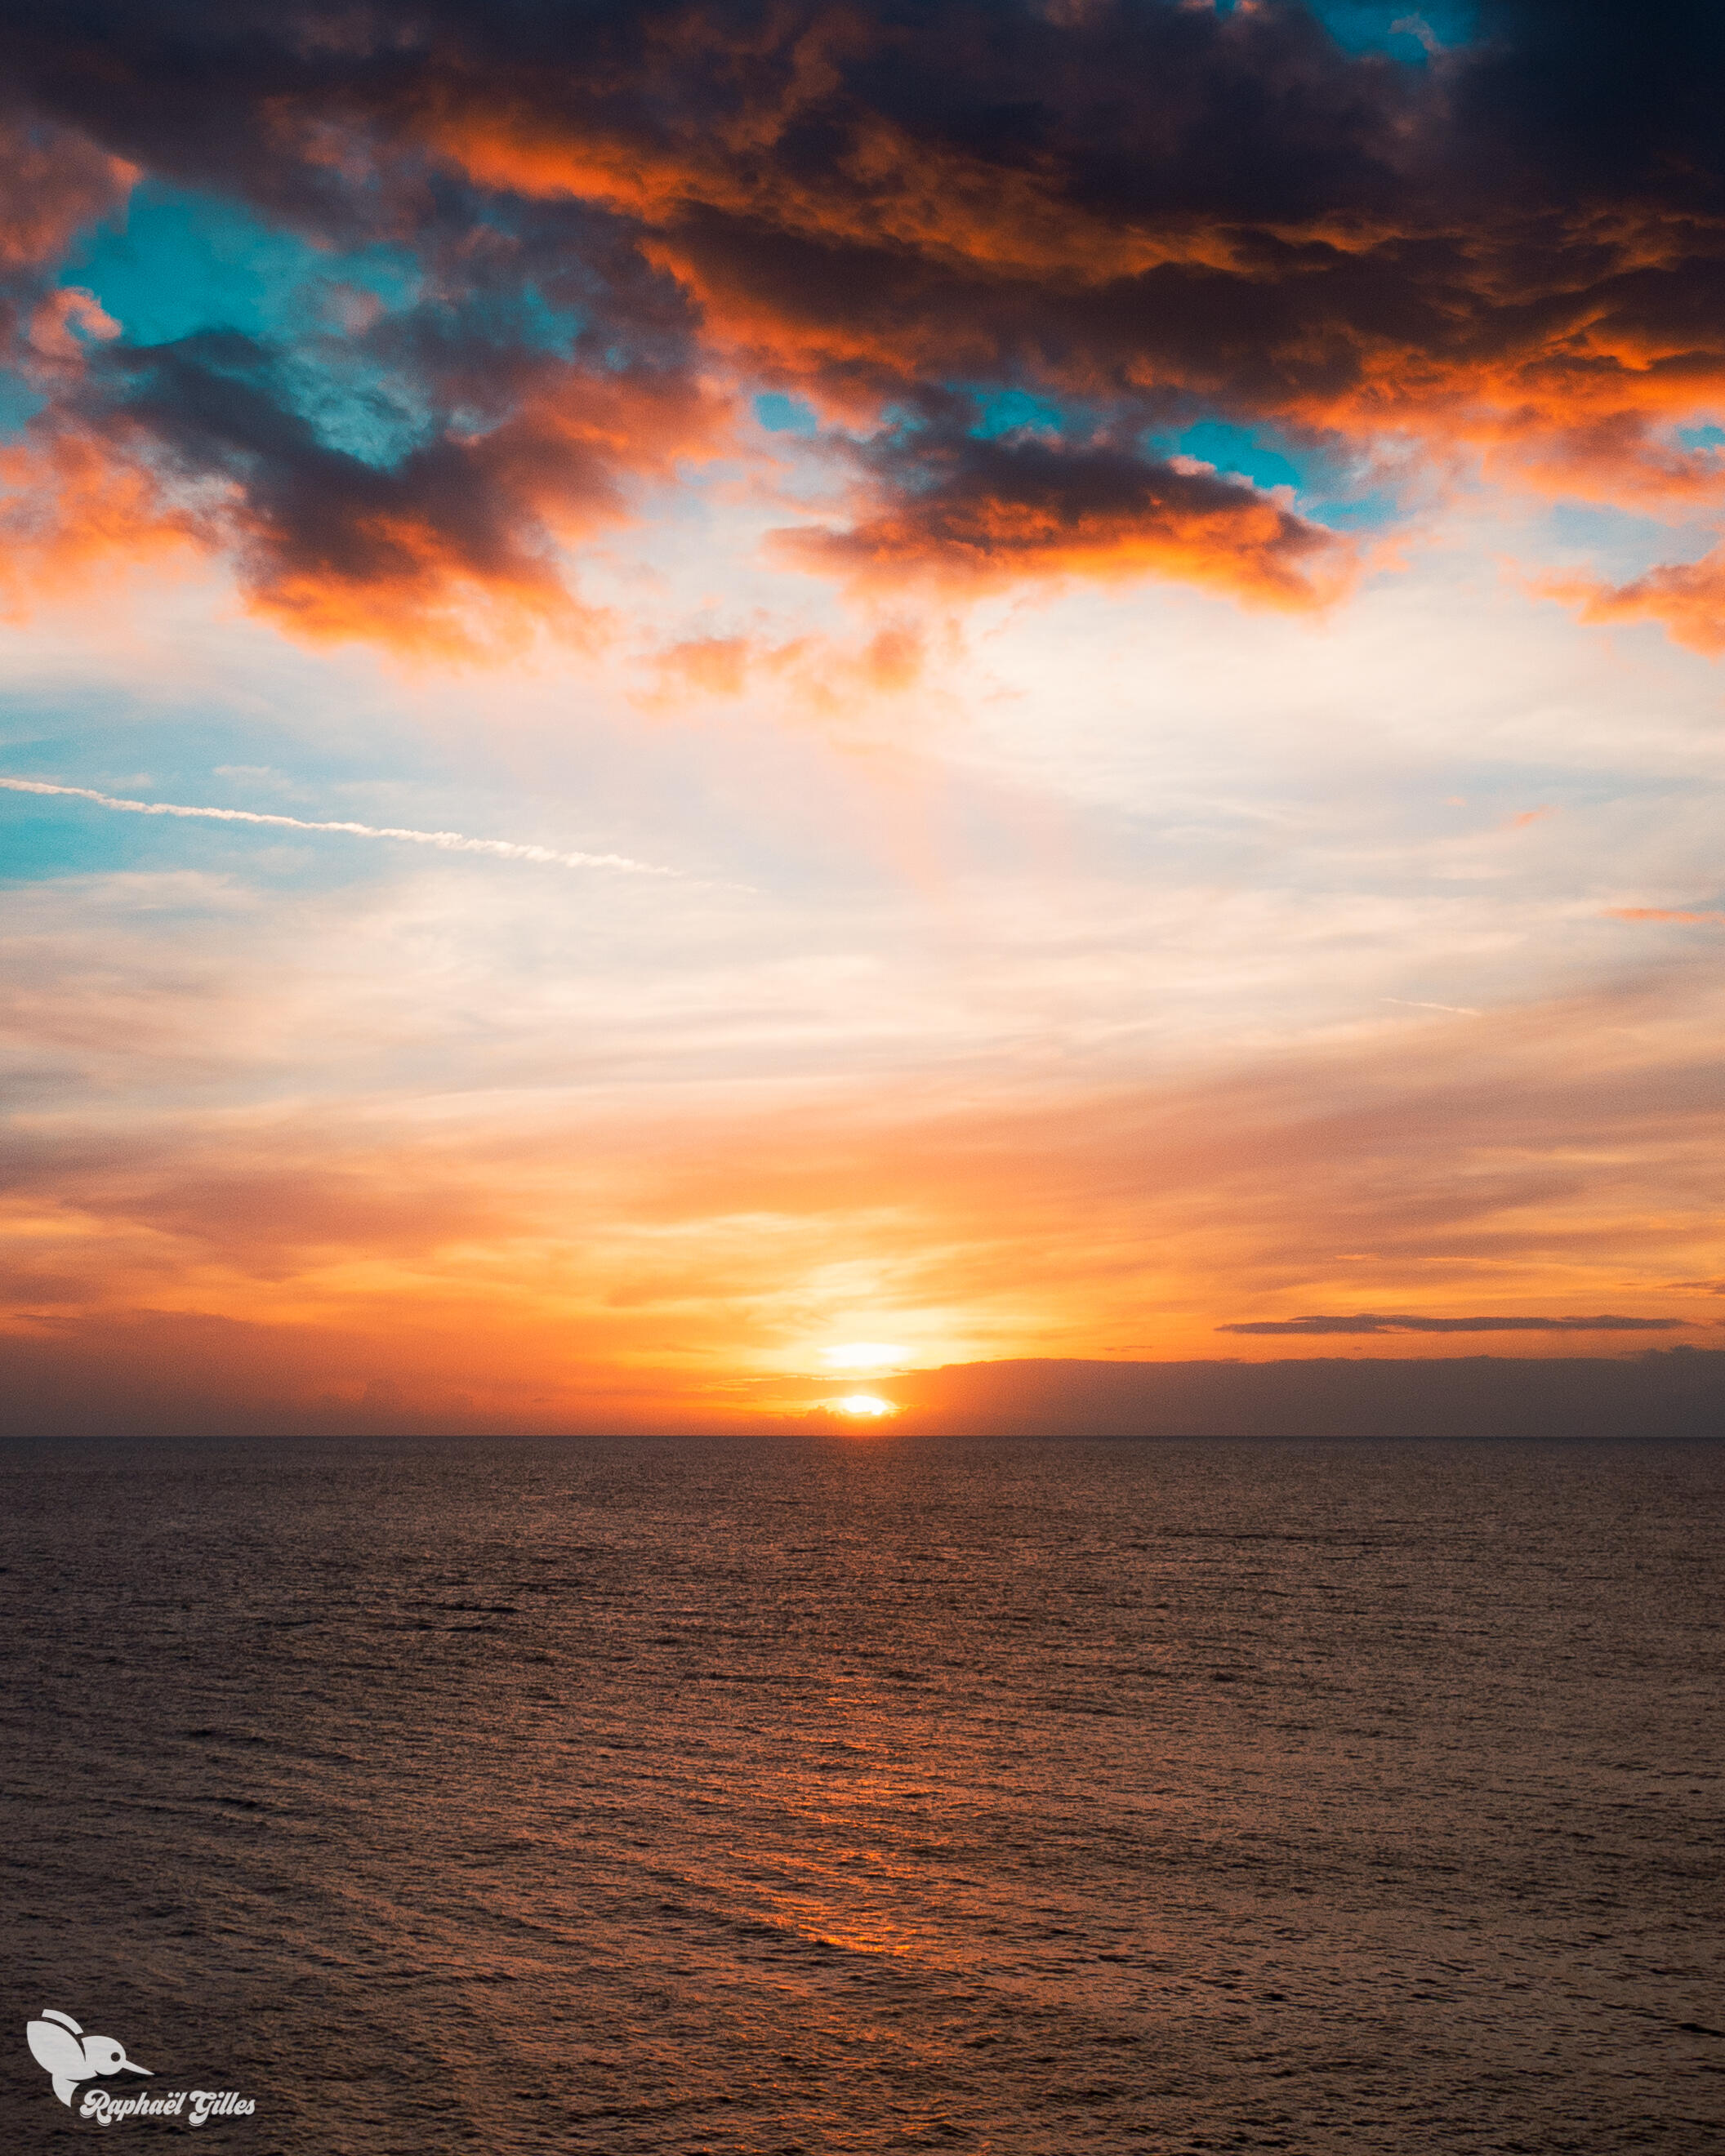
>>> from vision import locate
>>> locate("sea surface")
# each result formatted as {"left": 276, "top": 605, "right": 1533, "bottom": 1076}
{"left": 2, "top": 1434, "right": 1721, "bottom": 2153}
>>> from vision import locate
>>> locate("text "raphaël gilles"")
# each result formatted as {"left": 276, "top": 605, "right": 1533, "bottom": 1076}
{"left": 81, "top": 2087, "right": 256, "bottom": 2127}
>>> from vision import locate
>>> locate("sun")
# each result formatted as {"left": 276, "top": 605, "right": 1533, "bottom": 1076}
{"left": 829, "top": 1393, "right": 898, "bottom": 1419}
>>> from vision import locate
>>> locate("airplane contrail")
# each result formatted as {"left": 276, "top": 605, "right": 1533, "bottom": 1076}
{"left": 0, "top": 776, "right": 680, "bottom": 876}
{"left": 1381, "top": 996, "right": 1482, "bottom": 1017}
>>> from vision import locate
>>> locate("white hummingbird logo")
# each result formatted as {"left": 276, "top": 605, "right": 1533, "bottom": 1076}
{"left": 25, "top": 2009, "right": 153, "bottom": 2107}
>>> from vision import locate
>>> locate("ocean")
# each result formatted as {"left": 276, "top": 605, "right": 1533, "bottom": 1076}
{"left": 3, "top": 1434, "right": 1721, "bottom": 2151}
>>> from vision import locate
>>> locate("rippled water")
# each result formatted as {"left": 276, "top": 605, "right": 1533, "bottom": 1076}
{"left": 3, "top": 1435, "right": 1722, "bottom": 2152}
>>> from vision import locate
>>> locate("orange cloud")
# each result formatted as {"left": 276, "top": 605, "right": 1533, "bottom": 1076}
{"left": 774, "top": 437, "right": 1351, "bottom": 608}
{"left": 649, "top": 618, "right": 928, "bottom": 709}
{"left": 0, "top": 114, "right": 134, "bottom": 275}
{"left": 401, "top": 28, "right": 1725, "bottom": 519}
{"left": 419, "top": 91, "right": 1262, "bottom": 291}
{"left": 1547, "top": 544, "right": 1725, "bottom": 656}
{"left": 660, "top": 632, "right": 752, "bottom": 697}
{"left": 2, "top": 355, "right": 720, "bottom": 657}
{"left": 26, "top": 284, "right": 119, "bottom": 362}
{"left": 0, "top": 421, "right": 200, "bottom": 612}
{"left": 1608, "top": 906, "right": 1725, "bottom": 924}
{"left": 8, "top": 1, "right": 1725, "bottom": 644}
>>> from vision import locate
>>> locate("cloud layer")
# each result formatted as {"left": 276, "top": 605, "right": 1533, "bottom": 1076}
{"left": 7, "top": 8, "right": 1725, "bottom": 1435}
{"left": 2, "top": 2, "right": 1725, "bottom": 647}
{"left": 1217, "top": 1312, "right": 1688, "bottom": 1335}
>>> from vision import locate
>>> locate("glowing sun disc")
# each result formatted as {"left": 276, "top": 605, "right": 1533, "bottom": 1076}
{"left": 831, "top": 1394, "right": 898, "bottom": 1419}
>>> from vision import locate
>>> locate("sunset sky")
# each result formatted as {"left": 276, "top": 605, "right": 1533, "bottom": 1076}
{"left": 3, "top": 0, "right": 1724, "bottom": 1432}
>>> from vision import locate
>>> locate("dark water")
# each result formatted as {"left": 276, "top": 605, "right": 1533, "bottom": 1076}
{"left": 2, "top": 1435, "right": 1722, "bottom": 2153}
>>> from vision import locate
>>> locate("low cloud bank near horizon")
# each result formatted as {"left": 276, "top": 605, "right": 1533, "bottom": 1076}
{"left": 1218, "top": 1312, "right": 1692, "bottom": 1336}
{"left": 879, "top": 1352, "right": 1725, "bottom": 1441}
{"left": 2, "top": 1323, "right": 1721, "bottom": 1441}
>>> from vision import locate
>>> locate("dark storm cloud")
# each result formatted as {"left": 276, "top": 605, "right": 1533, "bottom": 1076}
{"left": 3, "top": 0, "right": 1725, "bottom": 640}
{"left": 66, "top": 324, "right": 706, "bottom": 648}
{"left": 1218, "top": 1312, "right": 1690, "bottom": 1335}
{"left": 777, "top": 426, "right": 1348, "bottom": 601}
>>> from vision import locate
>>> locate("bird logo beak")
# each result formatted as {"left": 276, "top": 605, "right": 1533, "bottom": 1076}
{"left": 120, "top": 2060, "right": 152, "bottom": 2076}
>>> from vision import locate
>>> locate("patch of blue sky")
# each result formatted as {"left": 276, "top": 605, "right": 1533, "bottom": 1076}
{"left": 57, "top": 181, "right": 445, "bottom": 470}
{"left": 65, "top": 181, "right": 421, "bottom": 349}
{"left": 1544, "top": 500, "right": 1719, "bottom": 580}
{"left": 966, "top": 388, "right": 1074, "bottom": 440}
{"left": 0, "top": 778, "right": 408, "bottom": 893}
{"left": 755, "top": 392, "right": 819, "bottom": 435}
{"left": 0, "top": 782, "right": 301, "bottom": 885}
{"left": 1163, "top": 417, "right": 1406, "bottom": 531}
{"left": 943, "top": 395, "right": 1406, "bottom": 529}
{"left": 0, "top": 706, "right": 412, "bottom": 892}
{"left": 1301, "top": 484, "right": 1406, "bottom": 531}
{"left": 1301, "top": 2, "right": 1478, "bottom": 60}
{"left": 1674, "top": 423, "right": 1725, "bottom": 451}
{"left": 0, "top": 786, "right": 155, "bottom": 882}
{"left": 0, "top": 372, "right": 45, "bottom": 440}
{"left": 812, "top": 390, "right": 1065, "bottom": 450}
{"left": 514, "top": 283, "right": 584, "bottom": 360}
{"left": 278, "top": 351, "right": 431, "bottom": 469}
{"left": 60, "top": 189, "right": 591, "bottom": 470}
{"left": 1174, "top": 420, "right": 1303, "bottom": 492}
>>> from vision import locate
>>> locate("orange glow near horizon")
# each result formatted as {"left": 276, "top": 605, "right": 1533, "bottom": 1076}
{"left": 822, "top": 1342, "right": 912, "bottom": 1372}
{"left": 7, "top": 9, "right": 1725, "bottom": 1440}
